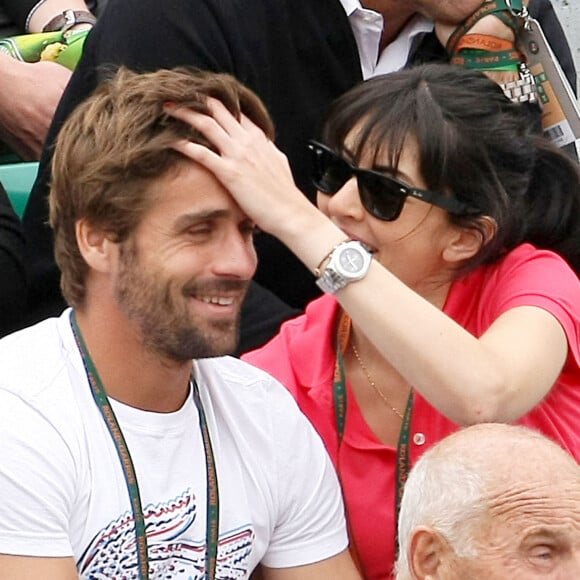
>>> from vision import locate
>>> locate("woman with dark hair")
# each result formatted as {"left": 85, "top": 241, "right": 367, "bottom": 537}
{"left": 167, "top": 63, "right": 580, "bottom": 579}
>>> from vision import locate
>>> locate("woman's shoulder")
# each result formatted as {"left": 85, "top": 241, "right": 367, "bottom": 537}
{"left": 446, "top": 243, "right": 580, "bottom": 327}
{"left": 489, "top": 243, "right": 578, "bottom": 290}
{"left": 460, "top": 243, "right": 577, "bottom": 291}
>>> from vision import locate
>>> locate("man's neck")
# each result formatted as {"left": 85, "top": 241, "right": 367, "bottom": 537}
{"left": 74, "top": 306, "right": 193, "bottom": 413}
{"left": 360, "top": 1, "right": 418, "bottom": 48}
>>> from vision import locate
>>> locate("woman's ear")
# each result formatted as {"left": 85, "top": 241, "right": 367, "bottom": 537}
{"left": 75, "top": 218, "right": 117, "bottom": 273}
{"left": 443, "top": 216, "right": 497, "bottom": 265}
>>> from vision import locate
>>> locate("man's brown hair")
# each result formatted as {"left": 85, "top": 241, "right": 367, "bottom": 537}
{"left": 50, "top": 66, "right": 274, "bottom": 307}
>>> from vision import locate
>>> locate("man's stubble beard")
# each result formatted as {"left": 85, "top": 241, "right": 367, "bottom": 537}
{"left": 115, "top": 242, "right": 246, "bottom": 361}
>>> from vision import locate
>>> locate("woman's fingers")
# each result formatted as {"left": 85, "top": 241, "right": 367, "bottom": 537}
{"left": 172, "top": 138, "right": 221, "bottom": 169}
{"left": 165, "top": 97, "right": 268, "bottom": 152}
{"left": 166, "top": 101, "right": 285, "bottom": 181}
{"left": 165, "top": 104, "right": 234, "bottom": 152}
{"left": 165, "top": 99, "right": 306, "bottom": 238}
{"left": 205, "top": 97, "right": 260, "bottom": 136}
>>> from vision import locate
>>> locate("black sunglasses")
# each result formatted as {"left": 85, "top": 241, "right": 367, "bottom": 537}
{"left": 308, "top": 140, "right": 479, "bottom": 221}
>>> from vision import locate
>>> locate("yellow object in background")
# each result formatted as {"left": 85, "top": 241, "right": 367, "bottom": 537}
{"left": 0, "top": 29, "right": 89, "bottom": 71}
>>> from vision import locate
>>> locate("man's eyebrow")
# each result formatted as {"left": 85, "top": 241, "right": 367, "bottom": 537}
{"left": 521, "top": 527, "right": 568, "bottom": 544}
{"left": 174, "top": 209, "right": 231, "bottom": 229}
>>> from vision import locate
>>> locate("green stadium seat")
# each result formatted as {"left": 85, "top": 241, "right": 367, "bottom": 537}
{"left": 0, "top": 162, "right": 39, "bottom": 218}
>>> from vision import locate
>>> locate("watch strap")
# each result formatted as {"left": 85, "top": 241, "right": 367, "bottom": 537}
{"left": 317, "top": 266, "right": 348, "bottom": 294}
{"left": 42, "top": 9, "right": 96, "bottom": 33}
{"left": 500, "top": 62, "right": 538, "bottom": 104}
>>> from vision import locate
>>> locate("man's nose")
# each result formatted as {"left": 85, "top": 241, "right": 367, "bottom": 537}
{"left": 212, "top": 230, "right": 258, "bottom": 279}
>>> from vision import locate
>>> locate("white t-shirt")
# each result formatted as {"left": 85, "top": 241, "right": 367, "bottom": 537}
{"left": 0, "top": 310, "right": 348, "bottom": 578}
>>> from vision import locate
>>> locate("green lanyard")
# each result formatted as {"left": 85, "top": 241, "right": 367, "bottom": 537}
{"left": 333, "top": 313, "right": 413, "bottom": 563}
{"left": 70, "top": 311, "right": 219, "bottom": 579}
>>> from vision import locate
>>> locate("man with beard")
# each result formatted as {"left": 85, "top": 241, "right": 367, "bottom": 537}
{"left": 0, "top": 67, "right": 360, "bottom": 580}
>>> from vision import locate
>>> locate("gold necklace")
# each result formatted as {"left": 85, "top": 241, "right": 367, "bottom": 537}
{"left": 351, "top": 342, "right": 404, "bottom": 420}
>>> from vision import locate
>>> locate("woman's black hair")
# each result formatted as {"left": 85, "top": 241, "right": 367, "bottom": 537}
{"left": 320, "top": 63, "right": 580, "bottom": 275}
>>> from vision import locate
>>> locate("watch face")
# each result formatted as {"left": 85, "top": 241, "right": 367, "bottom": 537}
{"left": 316, "top": 241, "right": 371, "bottom": 294}
{"left": 338, "top": 247, "right": 365, "bottom": 274}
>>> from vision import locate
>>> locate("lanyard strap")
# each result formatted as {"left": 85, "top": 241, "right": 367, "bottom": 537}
{"left": 192, "top": 377, "right": 220, "bottom": 579}
{"left": 70, "top": 311, "right": 219, "bottom": 579}
{"left": 333, "top": 312, "right": 413, "bottom": 559}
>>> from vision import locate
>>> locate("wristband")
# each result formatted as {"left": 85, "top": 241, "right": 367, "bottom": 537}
{"left": 42, "top": 9, "right": 96, "bottom": 33}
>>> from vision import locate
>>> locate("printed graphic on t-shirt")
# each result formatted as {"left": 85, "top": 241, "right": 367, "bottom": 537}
{"left": 77, "top": 489, "right": 254, "bottom": 579}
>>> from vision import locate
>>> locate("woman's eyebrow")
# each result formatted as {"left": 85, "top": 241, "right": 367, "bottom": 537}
{"left": 342, "top": 142, "right": 416, "bottom": 184}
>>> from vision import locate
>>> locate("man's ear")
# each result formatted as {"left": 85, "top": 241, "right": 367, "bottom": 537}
{"left": 75, "top": 218, "right": 117, "bottom": 273}
{"left": 442, "top": 216, "right": 497, "bottom": 265}
{"left": 408, "top": 527, "right": 449, "bottom": 579}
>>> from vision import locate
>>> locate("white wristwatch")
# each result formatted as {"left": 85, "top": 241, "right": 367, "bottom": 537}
{"left": 316, "top": 240, "right": 372, "bottom": 294}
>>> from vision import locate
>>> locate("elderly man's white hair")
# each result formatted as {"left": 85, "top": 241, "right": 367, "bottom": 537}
{"left": 394, "top": 423, "right": 575, "bottom": 579}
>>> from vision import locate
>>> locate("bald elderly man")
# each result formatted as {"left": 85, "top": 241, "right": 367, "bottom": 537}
{"left": 396, "top": 423, "right": 580, "bottom": 579}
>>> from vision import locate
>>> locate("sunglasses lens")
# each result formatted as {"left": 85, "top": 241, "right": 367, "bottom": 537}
{"left": 358, "top": 173, "right": 405, "bottom": 221}
{"left": 310, "top": 145, "right": 352, "bottom": 195}
{"left": 309, "top": 142, "right": 408, "bottom": 222}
